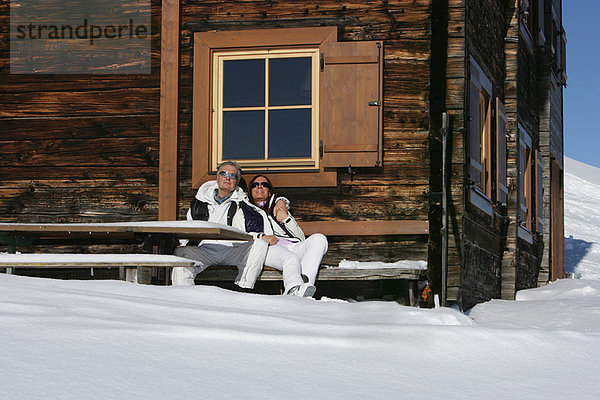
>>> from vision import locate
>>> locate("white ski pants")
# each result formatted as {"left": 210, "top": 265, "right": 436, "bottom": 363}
{"left": 172, "top": 241, "right": 305, "bottom": 292}
{"left": 278, "top": 233, "right": 328, "bottom": 284}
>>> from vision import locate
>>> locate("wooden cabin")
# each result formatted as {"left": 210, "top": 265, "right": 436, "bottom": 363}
{"left": 0, "top": 0, "right": 565, "bottom": 309}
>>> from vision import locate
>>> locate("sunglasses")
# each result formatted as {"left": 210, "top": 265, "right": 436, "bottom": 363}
{"left": 249, "top": 181, "right": 272, "bottom": 189}
{"left": 218, "top": 170, "right": 239, "bottom": 180}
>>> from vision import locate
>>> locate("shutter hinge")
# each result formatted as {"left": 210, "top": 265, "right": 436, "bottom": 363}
{"left": 368, "top": 101, "right": 381, "bottom": 106}
{"left": 320, "top": 53, "right": 325, "bottom": 71}
{"left": 319, "top": 140, "right": 323, "bottom": 158}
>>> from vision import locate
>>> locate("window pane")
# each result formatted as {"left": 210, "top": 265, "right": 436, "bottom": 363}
{"left": 223, "top": 110, "right": 264, "bottom": 159}
{"left": 269, "top": 57, "right": 312, "bottom": 106}
{"left": 268, "top": 109, "right": 311, "bottom": 158}
{"left": 223, "top": 59, "right": 265, "bottom": 108}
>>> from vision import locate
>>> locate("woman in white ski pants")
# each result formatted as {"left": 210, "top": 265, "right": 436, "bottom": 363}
{"left": 247, "top": 174, "right": 328, "bottom": 285}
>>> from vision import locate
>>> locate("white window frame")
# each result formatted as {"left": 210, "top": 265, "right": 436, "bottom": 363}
{"left": 211, "top": 48, "right": 321, "bottom": 171}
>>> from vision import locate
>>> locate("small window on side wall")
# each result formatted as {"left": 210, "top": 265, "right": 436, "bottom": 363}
{"left": 536, "top": 150, "right": 544, "bottom": 232}
{"left": 518, "top": 125, "right": 533, "bottom": 232}
{"left": 468, "top": 57, "right": 494, "bottom": 214}
{"left": 496, "top": 98, "right": 508, "bottom": 205}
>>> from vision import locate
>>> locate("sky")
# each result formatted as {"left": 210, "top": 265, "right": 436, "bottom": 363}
{"left": 1, "top": 156, "right": 600, "bottom": 400}
{"left": 563, "top": 2, "right": 600, "bottom": 168}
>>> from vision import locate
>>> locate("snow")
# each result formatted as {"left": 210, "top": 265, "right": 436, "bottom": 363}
{"left": 564, "top": 157, "right": 600, "bottom": 280}
{"left": 2, "top": 220, "right": 244, "bottom": 230}
{"left": 1, "top": 157, "right": 600, "bottom": 400}
{"left": 0, "top": 253, "right": 195, "bottom": 265}
{"left": 336, "top": 259, "right": 427, "bottom": 270}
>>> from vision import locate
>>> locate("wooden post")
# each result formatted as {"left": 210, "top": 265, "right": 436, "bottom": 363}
{"left": 158, "top": 0, "right": 180, "bottom": 222}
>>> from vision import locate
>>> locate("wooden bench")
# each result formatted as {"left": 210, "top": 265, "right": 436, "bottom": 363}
{"left": 0, "top": 253, "right": 197, "bottom": 282}
{"left": 0, "top": 254, "right": 426, "bottom": 305}
{"left": 197, "top": 265, "right": 425, "bottom": 281}
{"left": 196, "top": 264, "right": 427, "bottom": 305}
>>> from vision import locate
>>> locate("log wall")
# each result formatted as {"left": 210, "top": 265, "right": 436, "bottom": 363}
{"left": 0, "top": 1, "right": 162, "bottom": 224}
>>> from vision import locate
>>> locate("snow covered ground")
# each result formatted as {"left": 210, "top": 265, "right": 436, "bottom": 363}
{"left": 1, "top": 158, "right": 599, "bottom": 400}
{"left": 564, "top": 157, "right": 600, "bottom": 280}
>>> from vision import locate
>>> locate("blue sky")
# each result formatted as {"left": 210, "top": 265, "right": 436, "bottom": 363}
{"left": 563, "top": 2, "right": 600, "bottom": 168}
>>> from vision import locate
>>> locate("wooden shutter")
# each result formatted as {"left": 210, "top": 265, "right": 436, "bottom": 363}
{"left": 518, "top": 129, "right": 527, "bottom": 224}
{"left": 496, "top": 98, "right": 508, "bottom": 204}
{"left": 469, "top": 79, "right": 482, "bottom": 187}
{"left": 319, "top": 38, "right": 383, "bottom": 168}
{"left": 518, "top": 126, "right": 532, "bottom": 229}
{"left": 560, "top": 28, "right": 567, "bottom": 85}
{"left": 536, "top": 150, "right": 544, "bottom": 232}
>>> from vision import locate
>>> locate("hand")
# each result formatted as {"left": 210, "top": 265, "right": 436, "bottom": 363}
{"left": 273, "top": 200, "right": 289, "bottom": 222}
{"left": 261, "top": 235, "right": 279, "bottom": 245}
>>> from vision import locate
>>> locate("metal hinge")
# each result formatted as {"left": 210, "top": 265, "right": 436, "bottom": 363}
{"left": 319, "top": 140, "right": 323, "bottom": 158}
{"left": 368, "top": 101, "right": 381, "bottom": 106}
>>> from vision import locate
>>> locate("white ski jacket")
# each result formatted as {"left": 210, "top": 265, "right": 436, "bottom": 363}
{"left": 186, "top": 180, "right": 272, "bottom": 288}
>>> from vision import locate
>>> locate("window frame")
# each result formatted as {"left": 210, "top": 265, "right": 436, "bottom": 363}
{"left": 210, "top": 48, "right": 321, "bottom": 171}
{"left": 519, "top": 0, "right": 534, "bottom": 52}
{"left": 518, "top": 124, "right": 534, "bottom": 243}
{"left": 536, "top": 149, "right": 544, "bottom": 232}
{"left": 468, "top": 57, "right": 494, "bottom": 215}
{"left": 496, "top": 98, "right": 509, "bottom": 205}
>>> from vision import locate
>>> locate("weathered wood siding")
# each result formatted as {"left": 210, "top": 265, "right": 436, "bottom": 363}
{"left": 513, "top": 14, "right": 543, "bottom": 293}
{"left": 0, "top": 2, "right": 162, "bottom": 225}
{"left": 432, "top": 0, "right": 466, "bottom": 303}
{"left": 176, "top": 0, "right": 433, "bottom": 267}
{"left": 460, "top": 0, "right": 509, "bottom": 308}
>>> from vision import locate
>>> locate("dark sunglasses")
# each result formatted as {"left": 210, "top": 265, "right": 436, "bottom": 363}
{"left": 218, "top": 170, "right": 239, "bottom": 180}
{"left": 249, "top": 181, "right": 272, "bottom": 189}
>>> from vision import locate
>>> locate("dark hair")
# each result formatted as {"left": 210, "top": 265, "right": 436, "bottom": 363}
{"left": 247, "top": 174, "right": 275, "bottom": 210}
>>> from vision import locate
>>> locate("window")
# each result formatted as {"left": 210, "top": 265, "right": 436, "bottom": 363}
{"left": 469, "top": 57, "right": 493, "bottom": 212}
{"left": 496, "top": 98, "right": 508, "bottom": 205}
{"left": 550, "top": 6, "right": 567, "bottom": 86}
{"left": 518, "top": 125, "right": 533, "bottom": 232}
{"left": 211, "top": 49, "right": 319, "bottom": 170}
{"left": 192, "top": 27, "right": 383, "bottom": 187}
{"left": 520, "top": 0, "right": 534, "bottom": 50}
{"left": 536, "top": 150, "right": 544, "bottom": 232}
{"left": 537, "top": 0, "right": 546, "bottom": 46}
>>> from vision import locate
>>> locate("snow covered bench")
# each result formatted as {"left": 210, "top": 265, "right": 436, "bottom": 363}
{"left": 198, "top": 262, "right": 426, "bottom": 282}
{"left": 0, "top": 253, "right": 197, "bottom": 282}
{"left": 197, "top": 260, "right": 427, "bottom": 305}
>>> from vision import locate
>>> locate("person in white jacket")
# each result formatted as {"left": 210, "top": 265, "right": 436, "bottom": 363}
{"left": 247, "top": 174, "right": 328, "bottom": 286}
{"left": 172, "top": 161, "right": 316, "bottom": 297}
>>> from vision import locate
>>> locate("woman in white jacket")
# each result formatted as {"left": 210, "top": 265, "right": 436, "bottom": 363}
{"left": 247, "top": 174, "right": 328, "bottom": 286}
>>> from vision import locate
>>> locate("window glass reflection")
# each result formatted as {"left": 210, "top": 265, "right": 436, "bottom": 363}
{"left": 269, "top": 57, "right": 311, "bottom": 106}
{"left": 223, "top": 110, "right": 265, "bottom": 159}
{"left": 268, "top": 109, "right": 311, "bottom": 158}
{"left": 223, "top": 59, "right": 265, "bottom": 108}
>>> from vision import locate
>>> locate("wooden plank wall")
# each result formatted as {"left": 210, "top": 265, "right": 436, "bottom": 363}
{"left": 176, "top": 0, "right": 433, "bottom": 267}
{"left": 537, "top": 1, "right": 565, "bottom": 285}
{"left": 463, "top": 0, "right": 509, "bottom": 307}
{"left": 437, "top": 0, "right": 466, "bottom": 303}
{"left": 0, "top": 1, "right": 162, "bottom": 225}
{"left": 500, "top": 1, "right": 521, "bottom": 301}
{"left": 514, "top": 26, "right": 543, "bottom": 293}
